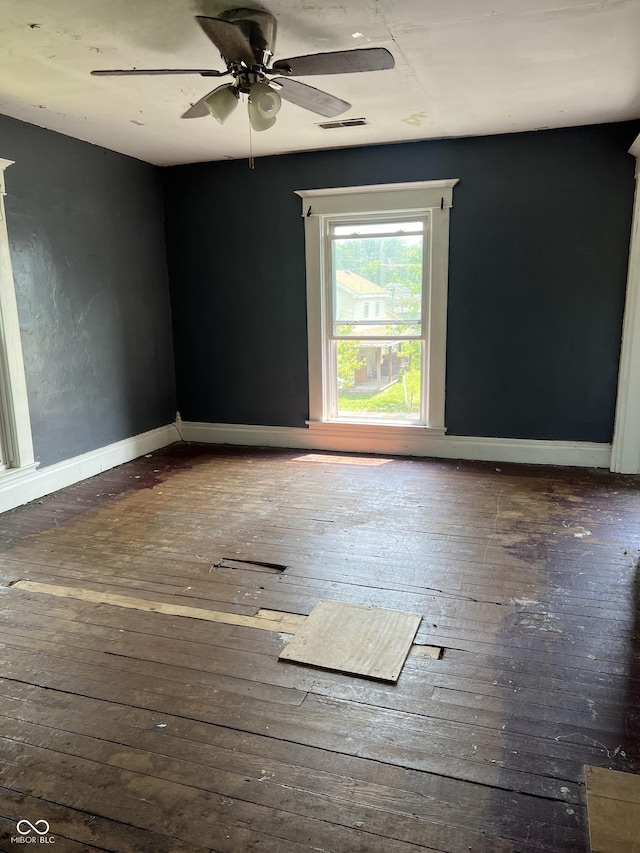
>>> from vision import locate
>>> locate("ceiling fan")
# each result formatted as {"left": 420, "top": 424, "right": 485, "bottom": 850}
{"left": 91, "top": 7, "right": 395, "bottom": 131}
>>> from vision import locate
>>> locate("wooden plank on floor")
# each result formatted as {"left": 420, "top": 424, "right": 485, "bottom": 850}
{"left": 10, "top": 580, "right": 306, "bottom": 633}
{"left": 585, "top": 765, "right": 640, "bottom": 853}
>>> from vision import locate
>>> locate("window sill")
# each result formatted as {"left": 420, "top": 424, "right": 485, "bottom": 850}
{"left": 0, "top": 462, "right": 39, "bottom": 481}
{"left": 306, "top": 420, "right": 446, "bottom": 438}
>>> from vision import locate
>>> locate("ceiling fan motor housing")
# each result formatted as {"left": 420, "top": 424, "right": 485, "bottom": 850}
{"left": 218, "top": 8, "right": 278, "bottom": 67}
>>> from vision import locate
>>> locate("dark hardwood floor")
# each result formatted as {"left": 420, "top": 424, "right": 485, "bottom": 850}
{"left": 0, "top": 442, "right": 639, "bottom": 852}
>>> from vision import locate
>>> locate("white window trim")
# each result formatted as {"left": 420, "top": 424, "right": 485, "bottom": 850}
{"left": 0, "top": 159, "right": 36, "bottom": 472}
{"left": 611, "top": 134, "right": 640, "bottom": 474}
{"left": 296, "top": 180, "right": 457, "bottom": 437}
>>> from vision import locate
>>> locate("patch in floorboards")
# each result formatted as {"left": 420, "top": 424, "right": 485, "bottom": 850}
{"left": 585, "top": 764, "right": 640, "bottom": 852}
{"left": 212, "top": 558, "right": 287, "bottom": 573}
{"left": 410, "top": 644, "right": 444, "bottom": 660}
{"left": 10, "top": 581, "right": 442, "bottom": 672}
{"left": 10, "top": 580, "right": 306, "bottom": 633}
{"left": 279, "top": 599, "right": 422, "bottom": 682}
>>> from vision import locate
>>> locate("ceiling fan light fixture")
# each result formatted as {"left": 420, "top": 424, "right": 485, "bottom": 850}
{"left": 205, "top": 84, "right": 239, "bottom": 124}
{"left": 248, "top": 80, "right": 281, "bottom": 131}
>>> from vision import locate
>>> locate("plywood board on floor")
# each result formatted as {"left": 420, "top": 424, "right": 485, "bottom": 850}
{"left": 585, "top": 765, "right": 640, "bottom": 853}
{"left": 278, "top": 599, "right": 422, "bottom": 682}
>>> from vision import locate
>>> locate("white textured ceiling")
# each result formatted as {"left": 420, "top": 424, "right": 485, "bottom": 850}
{"left": 1, "top": 0, "right": 639, "bottom": 166}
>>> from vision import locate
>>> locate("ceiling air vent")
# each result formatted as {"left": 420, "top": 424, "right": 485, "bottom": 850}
{"left": 318, "top": 117, "right": 368, "bottom": 129}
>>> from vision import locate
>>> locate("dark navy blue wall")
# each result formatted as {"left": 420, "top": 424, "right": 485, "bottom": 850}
{"left": 163, "top": 122, "right": 638, "bottom": 443}
{"left": 1, "top": 115, "right": 176, "bottom": 468}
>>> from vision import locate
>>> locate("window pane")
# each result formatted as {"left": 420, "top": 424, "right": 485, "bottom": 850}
{"left": 336, "top": 340, "right": 422, "bottom": 421}
{"left": 332, "top": 233, "right": 423, "bottom": 334}
{"left": 332, "top": 221, "right": 424, "bottom": 236}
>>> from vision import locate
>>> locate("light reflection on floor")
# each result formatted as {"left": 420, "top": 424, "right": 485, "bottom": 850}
{"left": 289, "top": 453, "right": 392, "bottom": 466}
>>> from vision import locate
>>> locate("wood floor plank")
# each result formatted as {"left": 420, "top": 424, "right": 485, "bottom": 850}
{"left": 0, "top": 625, "right": 307, "bottom": 709}
{"left": 0, "top": 616, "right": 628, "bottom": 757}
{"left": 0, "top": 643, "right": 592, "bottom": 801}
{"left": 0, "top": 683, "right": 585, "bottom": 852}
{"left": 0, "top": 718, "right": 535, "bottom": 853}
{"left": 5, "top": 579, "right": 635, "bottom": 688}
{"left": 0, "top": 737, "right": 453, "bottom": 853}
{"left": 0, "top": 786, "right": 209, "bottom": 853}
{"left": 3, "top": 599, "right": 626, "bottom": 732}
{"left": 11, "top": 579, "right": 307, "bottom": 633}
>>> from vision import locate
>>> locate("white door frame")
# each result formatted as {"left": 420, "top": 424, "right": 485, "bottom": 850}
{"left": 0, "top": 158, "right": 35, "bottom": 471}
{"left": 611, "top": 135, "right": 640, "bottom": 474}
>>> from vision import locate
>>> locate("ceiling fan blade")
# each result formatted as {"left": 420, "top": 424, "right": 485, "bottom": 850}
{"left": 91, "top": 68, "right": 226, "bottom": 77}
{"left": 272, "top": 77, "right": 350, "bottom": 118}
{"left": 195, "top": 16, "right": 255, "bottom": 66}
{"left": 272, "top": 47, "right": 394, "bottom": 77}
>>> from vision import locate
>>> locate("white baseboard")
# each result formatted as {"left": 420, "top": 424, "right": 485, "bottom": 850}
{"left": 179, "top": 419, "right": 612, "bottom": 469}
{"left": 0, "top": 424, "right": 179, "bottom": 514}
{"left": 440, "top": 435, "right": 611, "bottom": 468}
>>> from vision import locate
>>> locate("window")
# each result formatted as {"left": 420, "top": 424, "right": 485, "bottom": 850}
{"left": 297, "top": 180, "right": 457, "bottom": 434}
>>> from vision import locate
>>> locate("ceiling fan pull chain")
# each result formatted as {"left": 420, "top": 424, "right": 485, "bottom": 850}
{"left": 249, "top": 119, "right": 255, "bottom": 170}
